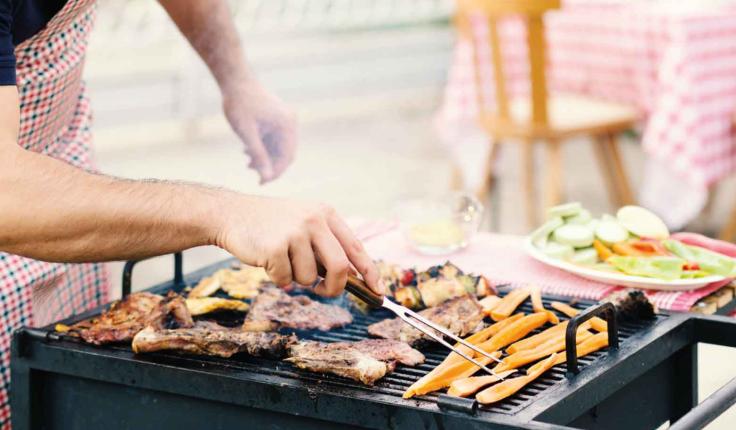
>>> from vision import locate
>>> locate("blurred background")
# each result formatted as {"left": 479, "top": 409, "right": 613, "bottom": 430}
{"left": 85, "top": 1, "right": 735, "bottom": 428}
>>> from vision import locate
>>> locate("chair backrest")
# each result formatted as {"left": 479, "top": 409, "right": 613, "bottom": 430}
{"left": 455, "top": 0, "right": 560, "bottom": 127}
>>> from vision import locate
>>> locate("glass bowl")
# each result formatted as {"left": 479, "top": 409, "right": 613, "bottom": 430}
{"left": 395, "top": 192, "right": 484, "bottom": 255}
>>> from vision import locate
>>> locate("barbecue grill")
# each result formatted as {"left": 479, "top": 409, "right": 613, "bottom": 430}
{"left": 11, "top": 253, "right": 736, "bottom": 429}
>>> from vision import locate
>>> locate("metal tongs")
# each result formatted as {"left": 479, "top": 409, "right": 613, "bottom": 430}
{"left": 322, "top": 267, "right": 507, "bottom": 379}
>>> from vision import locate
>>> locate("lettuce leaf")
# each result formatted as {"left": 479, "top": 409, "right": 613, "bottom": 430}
{"left": 607, "top": 256, "right": 685, "bottom": 280}
{"left": 662, "top": 240, "right": 736, "bottom": 277}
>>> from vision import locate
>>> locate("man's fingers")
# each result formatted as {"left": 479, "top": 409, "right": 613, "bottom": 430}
{"left": 270, "top": 123, "right": 297, "bottom": 179}
{"left": 239, "top": 122, "right": 274, "bottom": 183}
{"left": 326, "top": 215, "right": 384, "bottom": 295}
{"left": 311, "top": 227, "right": 350, "bottom": 298}
{"left": 288, "top": 233, "right": 318, "bottom": 286}
{"left": 265, "top": 248, "right": 293, "bottom": 287}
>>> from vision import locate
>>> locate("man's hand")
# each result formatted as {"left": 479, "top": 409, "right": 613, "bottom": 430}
{"left": 216, "top": 196, "right": 385, "bottom": 297}
{"left": 222, "top": 82, "right": 297, "bottom": 184}
{"left": 158, "top": 0, "right": 299, "bottom": 184}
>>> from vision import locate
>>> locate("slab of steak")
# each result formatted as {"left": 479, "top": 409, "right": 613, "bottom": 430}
{"left": 132, "top": 322, "right": 295, "bottom": 358}
{"left": 367, "top": 295, "right": 484, "bottom": 345}
{"left": 285, "top": 339, "right": 424, "bottom": 385}
{"left": 243, "top": 286, "right": 352, "bottom": 332}
{"left": 64, "top": 291, "right": 194, "bottom": 345}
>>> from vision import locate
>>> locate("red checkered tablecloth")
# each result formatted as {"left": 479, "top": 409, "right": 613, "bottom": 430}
{"left": 436, "top": 1, "right": 736, "bottom": 228}
{"left": 352, "top": 219, "right": 731, "bottom": 313}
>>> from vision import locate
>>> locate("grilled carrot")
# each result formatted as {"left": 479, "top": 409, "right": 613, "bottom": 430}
{"left": 490, "top": 288, "right": 531, "bottom": 321}
{"left": 506, "top": 322, "right": 567, "bottom": 354}
{"left": 403, "top": 352, "right": 501, "bottom": 398}
{"left": 552, "top": 332, "right": 609, "bottom": 366}
{"left": 494, "top": 327, "right": 593, "bottom": 373}
{"left": 479, "top": 295, "right": 502, "bottom": 317}
{"left": 550, "top": 301, "right": 608, "bottom": 332}
{"left": 403, "top": 313, "right": 548, "bottom": 399}
{"left": 530, "top": 286, "right": 559, "bottom": 324}
{"left": 476, "top": 353, "right": 558, "bottom": 405}
{"left": 442, "top": 314, "right": 525, "bottom": 368}
{"left": 447, "top": 370, "right": 516, "bottom": 397}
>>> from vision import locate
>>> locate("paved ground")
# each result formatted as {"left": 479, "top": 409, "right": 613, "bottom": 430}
{"left": 82, "top": 2, "right": 736, "bottom": 427}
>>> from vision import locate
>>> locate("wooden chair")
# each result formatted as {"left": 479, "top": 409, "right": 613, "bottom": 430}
{"left": 454, "top": 0, "right": 638, "bottom": 228}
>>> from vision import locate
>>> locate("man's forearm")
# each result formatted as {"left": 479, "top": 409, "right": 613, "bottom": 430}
{"left": 0, "top": 145, "right": 225, "bottom": 262}
{"left": 159, "top": 0, "right": 250, "bottom": 93}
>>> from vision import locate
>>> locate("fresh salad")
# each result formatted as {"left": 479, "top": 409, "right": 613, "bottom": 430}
{"left": 530, "top": 203, "right": 736, "bottom": 281}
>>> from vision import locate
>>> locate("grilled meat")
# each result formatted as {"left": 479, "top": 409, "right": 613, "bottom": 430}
{"left": 367, "top": 295, "right": 484, "bottom": 345}
{"left": 185, "top": 297, "right": 249, "bottom": 316}
{"left": 63, "top": 292, "right": 194, "bottom": 345}
{"left": 189, "top": 266, "right": 271, "bottom": 299}
{"left": 285, "top": 339, "right": 424, "bottom": 385}
{"left": 132, "top": 322, "right": 295, "bottom": 358}
{"left": 243, "top": 286, "right": 352, "bottom": 332}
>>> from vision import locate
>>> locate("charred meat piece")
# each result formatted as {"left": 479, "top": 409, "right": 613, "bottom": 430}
{"left": 62, "top": 292, "right": 194, "bottom": 345}
{"left": 243, "top": 286, "right": 352, "bottom": 332}
{"left": 132, "top": 322, "right": 295, "bottom": 358}
{"left": 367, "top": 295, "right": 484, "bottom": 345}
{"left": 285, "top": 339, "right": 424, "bottom": 385}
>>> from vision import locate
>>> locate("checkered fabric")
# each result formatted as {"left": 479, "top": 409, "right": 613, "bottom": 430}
{"left": 1, "top": 1, "right": 108, "bottom": 428}
{"left": 437, "top": 1, "right": 736, "bottom": 228}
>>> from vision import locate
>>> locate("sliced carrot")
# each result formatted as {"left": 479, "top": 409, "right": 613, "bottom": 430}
{"left": 530, "top": 286, "right": 559, "bottom": 324}
{"left": 476, "top": 312, "right": 552, "bottom": 354}
{"left": 494, "top": 326, "right": 593, "bottom": 373}
{"left": 442, "top": 313, "right": 525, "bottom": 368}
{"left": 447, "top": 370, "right": 515, "bottom": 397}
{"left": 404, "top": 313, "right": 548, "bottom": 399}
{"left": 490, "top": 288, "right": 531, "bottom": 321}
{"left": 403, "top": 352, "right": 501, "bottom": 398}
{"left": 593, "top": 239, "right": 614, "bottom": 261}
{"left": 552, "top": 332, "right": 609, "bottom": 366}
{"left": 550, "top": 301, "right": 608, "bottom": 333}
{"left": 506, "top": 321, "right": 568, "bottom": 354}
{"left": 479, "top": 295, "right": 502, "bottom": 317}
{"left": 476, "top": 353, "right": 558, "bottom": 404}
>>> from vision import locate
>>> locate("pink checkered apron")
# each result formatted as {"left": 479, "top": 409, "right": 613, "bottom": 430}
{"left": 0, "top": 0, "right": 108, "bottom": 427}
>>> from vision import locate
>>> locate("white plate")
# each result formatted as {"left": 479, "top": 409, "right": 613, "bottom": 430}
{"left": 523, "top": 238, "right": 727, "bottom": 291}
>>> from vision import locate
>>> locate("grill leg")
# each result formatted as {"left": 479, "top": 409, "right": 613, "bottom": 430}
{"left": 671, "top": 344, "right": 698, "bottom": 423}
{"left": 10, "top": 332, "right": 33, "bottom": 430}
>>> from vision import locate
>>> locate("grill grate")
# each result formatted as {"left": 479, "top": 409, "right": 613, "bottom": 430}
{"left": 98, "top": 279, "right": 661, "bottom": 416}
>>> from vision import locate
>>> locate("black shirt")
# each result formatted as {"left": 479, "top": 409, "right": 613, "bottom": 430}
{"left": 0, "top": 0, "right": 67, "bottom": 85}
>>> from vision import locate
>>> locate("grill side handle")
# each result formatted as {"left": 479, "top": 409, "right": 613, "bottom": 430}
{"left": 122, "top": 252, "right": 184, "bottom": 297}
{"left": 564, "top": 302, "right": 618, "bottom": 377}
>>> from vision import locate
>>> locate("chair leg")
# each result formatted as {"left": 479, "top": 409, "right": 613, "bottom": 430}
{"left": 720, "top": 201, "right": 736, "bottom": 242}
{"left": 521, "top": 139, "right": 538, "bottom": 228}
{"left": 604, "top": 133, "right": 635, "bottom": 205}
{"left": 475, "top": 141, "right": 501, "bottom": 201}
{"left": 450, "top": 164, "right": 465, "bottom": 191}
{"left": 592, "top": 135, "right": 620, "bottom": 208}
{"left": 544, "top": 139, "right": 564, "bottom": 211}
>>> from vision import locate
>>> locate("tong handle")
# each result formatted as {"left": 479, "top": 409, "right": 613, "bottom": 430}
{"left": 316, "top": 263, "right": 384, "bottom": 308}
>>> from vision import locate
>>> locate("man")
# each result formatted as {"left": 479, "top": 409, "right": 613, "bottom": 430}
{"left": 0, "top": 1, "right": 382, "bottom": 427}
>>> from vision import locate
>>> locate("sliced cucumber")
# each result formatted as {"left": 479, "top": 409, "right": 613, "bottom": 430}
{"left": 595, "top": 220, "right": 629, "bottom": 245}
{"left": 541, "top": 241, "right": 575, "bottom": 260}
{"left": 565, "top": 209, "right": 592, "bottom": 225}
{"left": 617, "top": 205, "right": 669, "bottom": 240}
{"left": 569, "top": 247, "right": 599, "bottom": 266}
{"left": 530, "top": 216, "right": 564, "bottom": 247}
{"left": 601, "top": 214, "right": 617, "bottom": 223}
{"left": 546, "top": 202, "right": 582, "bottom": 219}
{"left": 586, "top": 218, "right": 600, "bottom": 232}
{"left": 553, "top": 224, "right": 595, "bottom": 248}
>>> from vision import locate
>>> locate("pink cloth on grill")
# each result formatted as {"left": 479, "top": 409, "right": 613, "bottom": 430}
{"left": 437, "top": 1, "right": 736, "bottom": 228}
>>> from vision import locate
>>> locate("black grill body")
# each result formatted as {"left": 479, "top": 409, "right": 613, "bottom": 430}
{"left": 11, "top": 255, "right": 736, "bottom": 430}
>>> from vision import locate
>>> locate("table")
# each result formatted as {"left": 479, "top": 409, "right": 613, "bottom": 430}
{"left": 436, "top": 1, "right": 736, "bottom": 228}
{"left": 353, "top": 219, "right": 736, "bottom": 314}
